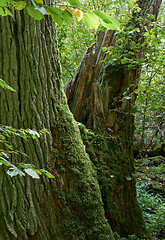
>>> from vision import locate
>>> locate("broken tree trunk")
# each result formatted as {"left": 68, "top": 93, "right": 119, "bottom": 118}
{"left": 65, "top": 0, "right": 162, "bottom": 237}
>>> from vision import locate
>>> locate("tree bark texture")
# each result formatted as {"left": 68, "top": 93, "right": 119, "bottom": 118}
{"left": 0, "top": 4, "right": 114, "bottom": 240}
{"left": 65, "top": 0, "right": 162, "bottom": 237}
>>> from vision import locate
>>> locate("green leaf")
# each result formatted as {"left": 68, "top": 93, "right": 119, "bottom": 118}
{"left": 46, "top": 6, "right": 62, "bottom": 15}
{"left": 14, "top": 1, "right": 27, "bottom": 10}
{"left": 101, "top": 17, "right": 120, "bottom": 30}
{"left": 62, "top": 10, "right": 73, "bottom": 25}
{"left": 0, "top": 157, "right": 12, "bottom": 166}
{"left": 83, "top": 13, "right": 100, "bottom": 29}
{"left": 92, "top": 10, "right": 120, "bottom": 30}
{"left": 102, "top": 47, "right": 107, "bottom": 52}
{"left": 67, "top": 0, "right": 81, "bottom": 7}
{"left": 92, "top": 10, "right": 110, "bottom": 23}
{"left": 24, "top": 168, "right": 40, "bottom": 179}
{"left": 27, "top": 6, "right": 44, "bottom": 20}
{"left": 52, "top": 14, "right": 63, "bottom": 25}
{"left": 126, "top": 176, "right": 132, "bottom": 181}
{"left": 0, "top": 79, "right": 16, "bottom": 91}
{"left": 40, "top": 169, "right": 55, "bottom": 178}
{"left": 19, "top": 163, "right": 35, "bottom": 169}
{"left": 0, "top": 7, "right": 13, "bottom": 17}
{"left": 0, "top": 0, "right": 7, "bottom": 7}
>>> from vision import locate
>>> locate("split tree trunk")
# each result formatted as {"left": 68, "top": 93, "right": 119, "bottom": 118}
{"left": 65, "top": 0, "right": 162, "bottom": 236}
{"left": 65, "top": 29, "right": 146, "bottom": 237}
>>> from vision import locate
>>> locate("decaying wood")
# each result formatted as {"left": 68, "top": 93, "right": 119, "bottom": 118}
{"left": 64, "top": 30, "right": 116, "bottom": 130}
{"left": 65, "top": 0, "right": 162, "bottom": 135}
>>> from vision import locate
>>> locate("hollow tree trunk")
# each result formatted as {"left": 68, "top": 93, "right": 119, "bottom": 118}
{"left": 65, "top": 0, "right": 162, "bottom": 237}
{"left": 0, "top": 3, "right": 114, "bottom": 240}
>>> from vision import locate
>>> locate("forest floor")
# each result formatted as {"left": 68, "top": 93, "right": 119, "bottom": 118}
{"left": 135, "top": 156, "right": 165, "bottom": 240}
{"left": 114, "top": 155, "right": 165, "bottom": 240}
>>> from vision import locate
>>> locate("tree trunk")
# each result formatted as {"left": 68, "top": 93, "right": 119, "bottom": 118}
{"left": 65, "top": 0, "right": 162, "bottom": 237}
{"left": 0, "top": 5, "right": 114, "bottom": 240}
{"left": 65, "top": 30, "right": 146, "bottom": 236}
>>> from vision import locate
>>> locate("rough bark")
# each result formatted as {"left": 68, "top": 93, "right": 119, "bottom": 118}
{"left": 65, "top": 0, "right": 162, "bottom": 237}
{"left": 0, "top": 3, "right": 114, "bottom": 240}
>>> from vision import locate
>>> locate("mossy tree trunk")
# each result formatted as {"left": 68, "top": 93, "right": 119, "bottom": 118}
{"left": 0, "top": 3, "right": 114, "bottom": 240}
{"left": 65, "top": 0, "right": 162, "bottom": 237}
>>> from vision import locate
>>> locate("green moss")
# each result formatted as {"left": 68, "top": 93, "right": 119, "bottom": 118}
{"left": 78, "top": 123, "right": 146, "bottom": 237}
{"left": 50, "top": 105, "right": 114, "bottom": 239}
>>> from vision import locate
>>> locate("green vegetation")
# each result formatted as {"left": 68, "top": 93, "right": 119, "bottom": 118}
{"left": 136, "top": 156, "right": 165, "bottom": 239}
{"left": 0, "top": 124, "right": 55, "bottom": 178}
{"left": 112, "top": 156, "right": 165, "bottom": 240}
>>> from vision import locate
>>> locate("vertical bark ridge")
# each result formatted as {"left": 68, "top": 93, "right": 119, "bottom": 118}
{"left": 0, "top": 8, "right": 61, "bottom": 239}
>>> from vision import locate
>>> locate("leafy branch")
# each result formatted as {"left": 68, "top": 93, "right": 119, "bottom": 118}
{"left": 0, "top": 0, "right": 120, "bottom": 30}
{"left": 0, "top": 125, "right": 54, "bottom": 179}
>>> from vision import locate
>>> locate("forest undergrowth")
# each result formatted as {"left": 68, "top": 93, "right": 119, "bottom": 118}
{"left": 114, "top": 156, "right": 165, "bottom": 240}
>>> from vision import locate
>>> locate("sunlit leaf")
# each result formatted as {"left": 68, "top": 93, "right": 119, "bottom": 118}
{"left": 62, "top": 9, "right": 73, "bottom": 25}
{"left": 0, "top": 79, "right": 16, "bottom": 91}
{"left": 28, "top": 129, "right": 40, "bottom": 138}
{"left": 35, "top": 0, "right": 43, "bottom": 4}
{"left": 24, "top": 169, "right": 40, "bottom": 179}
{"left": 19, "top": 163, "right": 35, "bottom": 169}
{"left": 0, "top": 157, "right": 12, "bottom": 166}
{"left": 101, "top": 18, "right": 120, "bottom": 30}
{"left": 83, "top": 13, "right": 100, "bottom": 29}
{"left": 67, "top": 0, "right": 81, "bottom": 7}
{"left": 0, "top": 0, "right": 7, "bottom": 7}
{"left": 0, "top": 7, "right": 13, "bottom": 17}
{"left": 14, "top": 1, "right": 27, "bottom": 10}
{"left": 52, "top": 14, "right": 63, "bottom": 25}
{"left": 46, "top": 6, "right": 62, "bottom": 15}
{"left": 27, "top": 5, "right": 44, "bottom": 20}
{"left": 31, "top": 0, "right": 46, "bottom": 15}
{"left": 92, "top": 10, "right": 120, "bottom": 30}
{"left": 40, "top": 169, "right": 55, "bottom": 178}
{"left": 92, "top": 10, "right": 110, "bottom": 23}
{"left": 33, "top": 169, "right": 42, "bottom": 175}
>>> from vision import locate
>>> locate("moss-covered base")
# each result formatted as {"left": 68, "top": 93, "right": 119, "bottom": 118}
{"left": 78, "top": 123, "right": 147, "bottom": 237}
{"left": 49, "top": 101, "right": 114, "bottom": 240}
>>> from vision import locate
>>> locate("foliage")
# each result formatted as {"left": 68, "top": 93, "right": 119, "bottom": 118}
{"left": 0, "top": 0, "right": 120, "bottom": 30}
{"left": 134, "top": 4, "right": 165, "bottom": 152}
{"left": 57, "top": 0, "right": 126, "bottom": 83}
{"left": 57, "top": 0, "right": 164, "bottom": 160}
{"left": 0, "top": 78, "right": 16, "bottom": 92}
{"left": 136, "top": 156, "right": 165, "bottom": 239}
{"left": 0, "top": 125, "right": 55, "bottom": 179}
{"left": 113, "top": 156, "right": 165, "bottom": 240}
{"left": 0, "top": 78, "right": 54, "bottom": 179}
